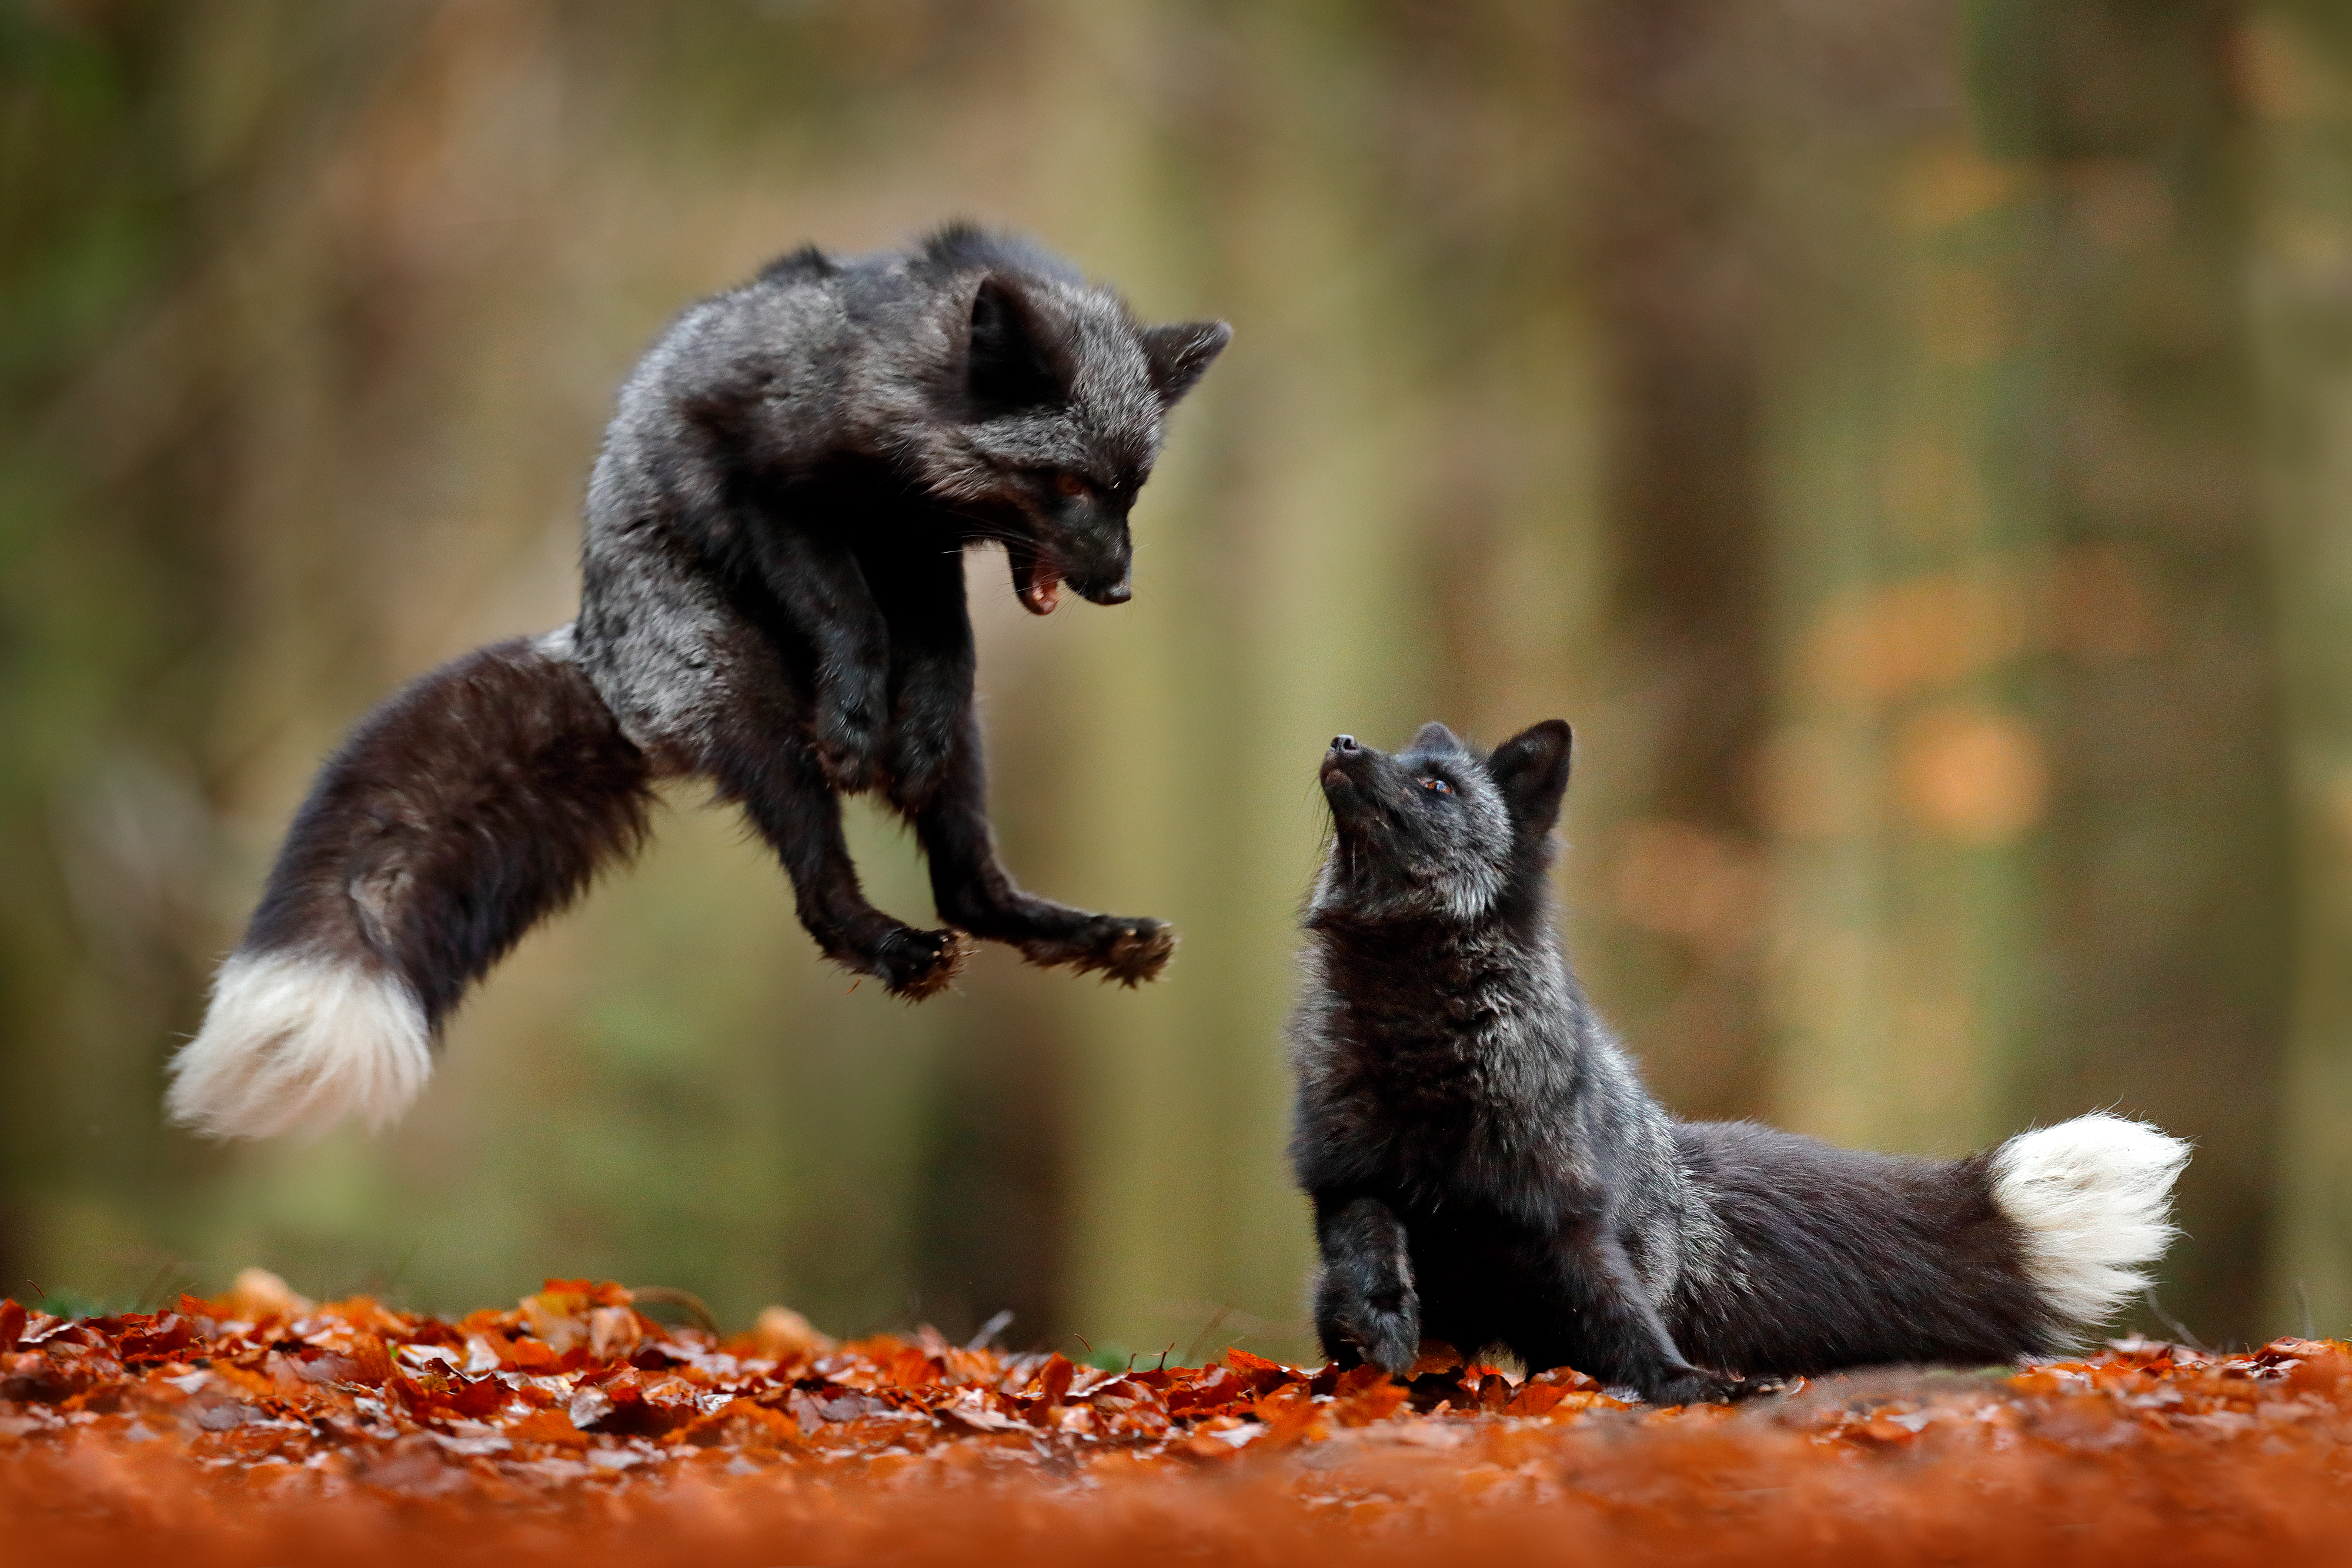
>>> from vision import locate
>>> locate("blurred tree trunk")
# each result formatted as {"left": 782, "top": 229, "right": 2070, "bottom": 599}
{"left": 2248, "top": 2, "right": 2352, "bottom": 1339}
{"left": 1576, "top": 0, "right": 1776, "bottom": 1122}
{"left": 1755, "top": 1, "right": 2046, "bottom": 1165}
{"left": 1010, "top": 0, "right": 1255, "bottom": 1361}
{"left": 1967, "top": 0, "right": 2293, "bottom": 1345}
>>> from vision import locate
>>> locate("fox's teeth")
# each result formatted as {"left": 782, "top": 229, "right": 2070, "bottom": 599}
{"left": 1008, "top": 543, "right": 1063, "bottom": 616}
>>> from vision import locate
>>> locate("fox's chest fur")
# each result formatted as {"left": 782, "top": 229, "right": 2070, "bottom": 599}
{"left": 1293, "top": 927, "right": 1625, "bottom": 1232}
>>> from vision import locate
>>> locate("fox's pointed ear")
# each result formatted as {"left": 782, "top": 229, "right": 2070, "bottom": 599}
{"left": 1411, "top": 721, "right": 1468, "bottom": 756}
{"left": 968, "top": 277, "right": 1063, "bottom": 410}
{"left": 1139, "top": 320, "right": 1230, "bottom": 407}
{"left": 1488, "top": 720, "right": 1573, "bottom": 830}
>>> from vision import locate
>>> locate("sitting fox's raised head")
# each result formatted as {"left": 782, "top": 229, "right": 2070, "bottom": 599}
{"left": 1311, "top": 720, "right": 1573, "bottom": 927}
{"left": 903, "top": 225, "right": 1228, "bottom": 616}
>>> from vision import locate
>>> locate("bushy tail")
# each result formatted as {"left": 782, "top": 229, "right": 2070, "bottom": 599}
{"left": 168, "top": 630, "right": 654, "bottom": 1140}
{"left": 1990, "top": 1113, "right": 2190, "bottom": 1338}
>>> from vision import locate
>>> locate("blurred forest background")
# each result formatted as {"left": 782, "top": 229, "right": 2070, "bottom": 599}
{"left": 4, "top": 0, "right": 2352, "bottom": 1365}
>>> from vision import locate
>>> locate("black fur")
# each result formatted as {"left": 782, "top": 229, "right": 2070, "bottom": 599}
{"left": 245, "top": 637, "right": 654, "bottom": 1030}
{"left": 1289, "top": 721, "right": 2056, "bottom": 1403}
{"left": 1667, "top": 1125, "right": 2046, "bottom": 1374}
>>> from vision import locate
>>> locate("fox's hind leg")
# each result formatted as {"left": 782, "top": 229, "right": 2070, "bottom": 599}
{"left": 903, "top": 704, "right": 1174, "bottom": 985}
{"left": 1518, "top": 1219, "right": 1773, "bottom": 1406}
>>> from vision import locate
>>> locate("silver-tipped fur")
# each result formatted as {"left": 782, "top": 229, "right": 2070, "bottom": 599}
{"left": 1990, "top": 1112, "right": 2190, "bottom": 1335}
{"left": 166, "top": 951, "right": 433, "bottom": 1141}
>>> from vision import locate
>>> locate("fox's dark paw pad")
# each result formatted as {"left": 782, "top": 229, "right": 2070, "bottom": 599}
{"left": 1023, "top": 917, "right": 1174, "bottom": 986}
{"left": 873, "top": 927, "right": 973, "bottom": 1001}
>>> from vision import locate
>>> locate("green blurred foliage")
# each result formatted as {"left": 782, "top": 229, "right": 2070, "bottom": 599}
{"left": 2, "top": 0, "right": 2348, "bottom": 1361}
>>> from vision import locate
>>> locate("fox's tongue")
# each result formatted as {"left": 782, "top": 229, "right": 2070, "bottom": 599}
{"left": 1011, "top": 550, "right": 1063, "bottom": 616}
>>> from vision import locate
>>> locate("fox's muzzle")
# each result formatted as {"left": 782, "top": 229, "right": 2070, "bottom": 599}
{"left": 1320, "top": 736, "right": 1395, "bottom": 822}
{"left": 1321, "top": 735, "right": 1361, "bottom": 787}
{"left": 1083, "top": 577, "right": 1131, "bottom": 605}
{"left": 1061, "top": 516, "right": 1134, "bottom": 606}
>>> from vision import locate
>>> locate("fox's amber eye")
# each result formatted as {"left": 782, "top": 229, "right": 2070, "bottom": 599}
{"left": 1422, "top": 778, "right": 1452, "bottom": 794}
{"left": 1053, "top": 472, "right": 1091, "bottom": 499}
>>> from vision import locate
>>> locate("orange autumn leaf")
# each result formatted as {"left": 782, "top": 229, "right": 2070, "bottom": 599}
{"left": 1329, "top": 1375, "right": 1410, "bottom": 1427}
{"left": 1027, "top": 1352, "right": 1076, "bottom": 1405}
{"left": 506, "top": 1409, "right": 589, "bottom": 1449}
{"left": 1504, "top": 1382, "right": 1571, "bottom": 1419}
{"left": 502, "top": 1335, "right": 563, "bottom": 1373}
{"left": 1407, "top": 1342, "right": 1465, "bottom": 1378}
{"left": 345, "top": 1335, "right": 393, "bottom": 1388}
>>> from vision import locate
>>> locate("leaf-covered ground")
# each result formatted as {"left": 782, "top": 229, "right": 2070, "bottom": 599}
{"left": 5, "top": 1271, "right": 2350, "bottom": 1566}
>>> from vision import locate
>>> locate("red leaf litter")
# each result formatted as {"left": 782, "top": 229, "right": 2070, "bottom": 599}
{"left": 5, "top": 1271, "right": 2351, "bottom": 1566}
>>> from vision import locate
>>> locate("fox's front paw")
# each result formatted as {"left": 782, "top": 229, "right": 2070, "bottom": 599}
{"left": 871, "top": 927, "right": 973, "bottom": 1001}
{"left": 1018, "top": 915, "right": 1175, "bottom": 987}
{"left": 1323, "top": 1292, "right": 1420, "bottom": 1376}
{"left": 1643, "top": 1365, "right": 1782, "bottom": 1407}
{"left": 1362, "top": 1306, "right": 1422, "bottom": 1377}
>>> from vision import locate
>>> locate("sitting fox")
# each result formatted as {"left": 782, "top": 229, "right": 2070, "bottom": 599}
{"left": 168, "top": 226, "right": 1228, "bottom": 1142}
{"left": 1291, "top": 720, "right": 2188, "bottom": 1403}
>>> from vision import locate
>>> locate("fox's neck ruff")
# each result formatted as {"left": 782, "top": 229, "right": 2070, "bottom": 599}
{"left": 1307, "top": 902, "right": 1579, "bottom": 1066}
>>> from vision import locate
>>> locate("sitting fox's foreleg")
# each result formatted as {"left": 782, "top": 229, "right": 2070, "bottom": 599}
{"left": 1313, "top": 1195, "right": 1422, "bottom": 1375}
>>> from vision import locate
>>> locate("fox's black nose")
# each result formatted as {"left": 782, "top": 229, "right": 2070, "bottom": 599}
{"left": 1332, "top": 734, "right": 1358, "bottom": 752}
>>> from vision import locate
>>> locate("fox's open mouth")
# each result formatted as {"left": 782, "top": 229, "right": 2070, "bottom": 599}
{"left": 1008, "top": 543, "right": 1063, "bottom": 616}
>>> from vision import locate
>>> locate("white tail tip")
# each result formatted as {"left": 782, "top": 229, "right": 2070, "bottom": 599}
{"left": 166, "top": 951, "right": 432, "bottom": 1140}
{"left": 1991, "top": 1112, "right": 2190, "bottom": 1333}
